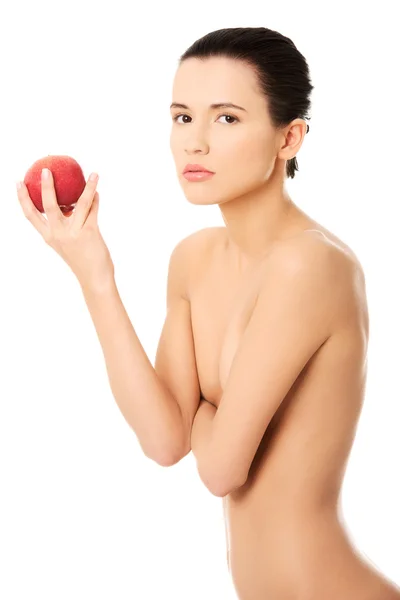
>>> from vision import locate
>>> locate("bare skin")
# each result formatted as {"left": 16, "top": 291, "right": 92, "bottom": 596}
{"left": 186, "top": 224, "right": 400, "bottom": 600}
{"left": 168, "top": 55, "right": 400, "bottom": 598}
{"left": 16, "top": 47, "right": 399, "bottom": 600}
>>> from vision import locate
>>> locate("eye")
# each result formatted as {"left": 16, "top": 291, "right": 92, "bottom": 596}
{"left": 172, "top": 113, "right": 238, "bottom": 125}
{"left": 218, "top": 114, "right": 238, "bottom": 124}
{"left": 172, "top": 114, "right": 191, "bottom": 124}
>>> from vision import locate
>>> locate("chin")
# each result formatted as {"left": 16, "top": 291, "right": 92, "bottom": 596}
{"left": 182, "top": 185, "right": 239, "bottom": 206}
{"left": 179, "top": 184, "right": 220, "bottom": 205}
{"left": 184, "top": 194, "right": 219, "bottom": 206}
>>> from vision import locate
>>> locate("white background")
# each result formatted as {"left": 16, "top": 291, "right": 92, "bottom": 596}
{"left": 1, "top": 1, "right": 399, "bottom": 598}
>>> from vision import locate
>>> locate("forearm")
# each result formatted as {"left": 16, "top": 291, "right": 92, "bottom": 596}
{"left": 80, "top": 277, "right": 183, "bottom": 465}
{"left": 190, "top": 399, "right": 217, "bottom": 471}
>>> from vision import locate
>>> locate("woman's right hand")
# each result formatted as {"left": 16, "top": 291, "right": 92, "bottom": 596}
{"left": 17, "top": 168, "right": 115, "bottom": 290}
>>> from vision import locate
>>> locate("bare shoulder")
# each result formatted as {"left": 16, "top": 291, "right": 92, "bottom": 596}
{"left": 267, "top": 231, "right": 368, "bottom": 334}
{"left": 271, "top": 231, "right": 356, "bottom": 276}
{"left": 279, "top": 230, "right": 365, "bottom": 283}
{"left": 173, "top": 226, "right": 221, "bottom": 255}
{"left": 171, "top": 227, "right": 222, "bottom": 298}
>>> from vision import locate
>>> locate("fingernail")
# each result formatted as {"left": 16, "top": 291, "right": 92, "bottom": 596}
{"left": 42, "top": 168, "right": 50, "bottom": 179}
{"left": 16, "top": 181, "right": 22, "bottom": 191}
{"left": 89, "top": 172, "right": 98, "bottom": 182}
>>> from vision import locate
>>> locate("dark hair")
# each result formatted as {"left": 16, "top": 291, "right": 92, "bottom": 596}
{"left": 179, "top": 27, "right": 314, "bottom": 179}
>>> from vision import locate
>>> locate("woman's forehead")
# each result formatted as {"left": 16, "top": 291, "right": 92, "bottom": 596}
{"left": 172, "top": 59, "right": 261, "bottom": 107}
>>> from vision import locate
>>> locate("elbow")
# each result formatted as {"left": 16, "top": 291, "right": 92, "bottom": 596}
{"left": 206, "top": 474, "right": 246, "bottom": 498}
{"left": 156, "top": 452, "right": 180, "bottom": 468}
{"left": 157, "top": 412, "right": 192, "bottom": 467}
{"left": 199, "top": 462, "right": 247, "bottom": 498}
{"left": 155, "top": 424, "right": 192, "bottom": 467}
{"left": 161, "top": 437, "right": 192, "bottom": 467}
{"left": 142, "top": 418, "right": 190, "bottom": 467}
{"left": 146, "top": 439, "right": 189, "bottom": 468}
{"left": 145, "top": 447, "right": 179, "bottom": 467}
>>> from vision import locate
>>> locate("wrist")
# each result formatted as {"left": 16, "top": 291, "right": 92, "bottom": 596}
{"left": 79, "top": 271, "right": 116, "bottom": 296}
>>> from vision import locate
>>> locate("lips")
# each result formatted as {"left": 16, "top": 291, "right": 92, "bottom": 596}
{"left": 183, "top": 163, "right": 214, "bottom": 174}
{"left": 183, "top": 171, "right": 214, "bottom": 181}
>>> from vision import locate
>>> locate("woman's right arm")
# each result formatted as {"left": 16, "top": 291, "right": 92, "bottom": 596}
{"left": 16, "top": 174, "right": 197, "bottom": 466}
{"left": 80, "top": 232, "right": 202, "bottom": 467}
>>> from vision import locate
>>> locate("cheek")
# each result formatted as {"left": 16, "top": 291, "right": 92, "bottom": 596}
{"left": 211, "top": 140, "right": 273, "bottom": 202}
{"left": 238, "top": 132, "right": 271, "bottom": 162}
{"left": 223, "top": 134, "right": 273, "bottom": 181}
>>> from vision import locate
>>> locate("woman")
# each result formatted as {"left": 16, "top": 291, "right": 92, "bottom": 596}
{"left": 17, "top": 26, "right": 400, "bottom": 600}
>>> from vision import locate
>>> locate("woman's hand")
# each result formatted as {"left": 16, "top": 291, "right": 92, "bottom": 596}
{"left": 17, "top": 169, "right": 115, "bottom": 289}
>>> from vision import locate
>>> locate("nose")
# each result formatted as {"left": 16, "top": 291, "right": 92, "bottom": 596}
{"left": 185, "top": 148, "right": 208, "bottom": 156}
{"left": 184, "top": 126, "right": 210, "bottom": 155}
{"left": 185, "top": 136, "right": 210, "bottom": 155}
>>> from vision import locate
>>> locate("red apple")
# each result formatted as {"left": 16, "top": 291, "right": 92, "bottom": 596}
{"left": 23, "top": 155, "right": 87, "bottom": 215}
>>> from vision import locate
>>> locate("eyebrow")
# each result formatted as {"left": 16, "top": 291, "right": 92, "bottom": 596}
{"left": 170, "top": 102, "right": 247, "bottom": 112}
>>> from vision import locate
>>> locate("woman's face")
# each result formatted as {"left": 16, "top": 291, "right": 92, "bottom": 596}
{"left": 169, "top": 57, "right": 281, "bottom": 206}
